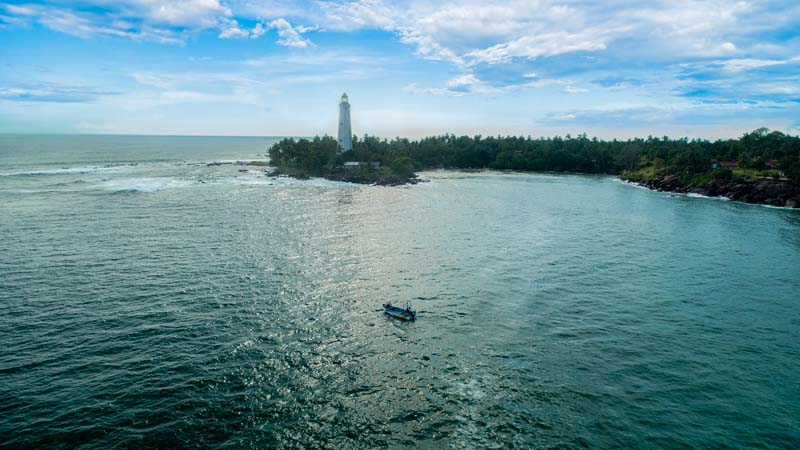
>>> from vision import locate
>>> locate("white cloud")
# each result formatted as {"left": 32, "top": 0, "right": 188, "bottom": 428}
{"left": 0, "top": 82, "right": 116, "bottom": 102}
{"left": 399, "top": 30, "right": 465, "bottom": 65}
{"left": 131, "top": 72, "right": 175, "bottom": 88}
{"left": 719, "top": 57, "right": 798, "bottom": 72}
{"left": 317, "top": 0, "right": 397, "bottom": 31}
{"left": 1, "top": 1, "right": 234, "bottom": 43}
{"left": 0, "top": 1, "right": 312, "bottom": 45}
{"left": 303, "top": 0, "right": 756, "bottom": 70}
{"left": 303, "top": 0, "right": 798, "bottom": 75}
{"left": 465, "top": 31, "right": 608, "bottom": 65}
{"left": 40, "top": 7, "right": 184, "bottom": 43}
{"left": 403, "top": 83, "right": 458, "bottom": 97}
{"left": 141, "top": 0, "right": 231, "bottom": 27}
{"left": 295, "top": 24, "right": 318, "bottom": 33}
{"left": 130, "top": 71, "right": 263, "bottom": 88}
{"left": 268, "top": 18, "right": 312, "bottom": 47}
{"left": 251, "top": 22, "right": 266, "bottom": 38}
{"left": 6, "top": 0, "right": 794, "bottom": 68}
{"left": 159, "top": 89, "right": 258, "bottom": 104}
{"left": 408, "top": 72, "right": 567, "bottom": 96}
{"left": 218, "top": 19, "right": 274, "bottom": 39}
{"left": 446, "top": 73, "right": 480, "bottom": 88}
{"left": 218, "top": 19, "right": 249, "bottom": 39}
{"left": 242, "top": 51, "right": 379, "bottom": 68}
{"left": 366, "top": 0, "right": 595, "bottom": 66}
{"left": 628, "top": 1, "right": 748, "bottom": 38}
{"left": 682, "top": 40, "right": 737, "bottom": 57}
{"left": 753, "top": 83, "right": 800, "bottom": 95}
{"left": 3, "top": 4, "right": 37, "bottom": 16}
{"left": 563, "top": 86, "right": 589, "bottom": 94}
{"left": 4, "top": 0, "right": 800, "bottom": 112}
{"left": 229, "top": 0, "right": 312, "bottom": 21}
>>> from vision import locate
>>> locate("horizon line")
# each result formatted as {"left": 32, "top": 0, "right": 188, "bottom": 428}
{"left": 1, "top": 128, "right": 797, "bottom": 141}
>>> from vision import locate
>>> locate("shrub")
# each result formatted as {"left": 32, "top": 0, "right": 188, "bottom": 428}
{"left": 711, "top": 168, "right": 733, "bottom": 181}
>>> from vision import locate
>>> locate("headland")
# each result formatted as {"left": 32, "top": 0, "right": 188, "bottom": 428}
{"left": 267, "top": 128, "right": 800, "bottom": 207}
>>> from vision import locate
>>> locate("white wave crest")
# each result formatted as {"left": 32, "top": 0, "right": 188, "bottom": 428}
{"left": 96, "top": 177, "right": 192, "bottom": 193}
{"left": 0, "top": 165, "right": 132, "bottom": 177}
{"left": 686, "top": 192, "right": 730, "bottom": 201}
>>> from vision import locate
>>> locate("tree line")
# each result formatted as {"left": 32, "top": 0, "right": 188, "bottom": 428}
{"left": 268, "top": 128, "right": 800, "bottom": 183}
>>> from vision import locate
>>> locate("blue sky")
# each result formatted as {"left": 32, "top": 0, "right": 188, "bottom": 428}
{"left": 1, "top": 0, "right": 799, "bottom": 139}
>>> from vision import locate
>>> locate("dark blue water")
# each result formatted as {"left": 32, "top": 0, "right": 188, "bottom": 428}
{"left": 2, "top": 135, "right": 799, "bottom": 449}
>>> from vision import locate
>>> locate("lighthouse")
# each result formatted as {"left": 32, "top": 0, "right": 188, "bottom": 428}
{"left": 337, "top": 93, "right": 352, "bottom": 152}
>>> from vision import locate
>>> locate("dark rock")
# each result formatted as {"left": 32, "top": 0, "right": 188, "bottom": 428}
{"left": 622, "top": 174, "right": 800, "bottom": 208}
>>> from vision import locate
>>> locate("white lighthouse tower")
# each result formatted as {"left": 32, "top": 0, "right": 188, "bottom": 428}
{"left": 337, "top": 93, "right": 353, "bottom": 152}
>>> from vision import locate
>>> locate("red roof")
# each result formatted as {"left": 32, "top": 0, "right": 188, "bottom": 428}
{"left": 719, "top": 161, "right": 737, "bottom": 168}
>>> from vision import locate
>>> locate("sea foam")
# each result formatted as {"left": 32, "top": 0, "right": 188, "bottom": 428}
{"left": 685, "top": 192, "right": 730, "bottom": 201}
{"left": 0, "top": 165, "right": 140, "bottom": 177}
{"left": 96, "top": 177, "right": 193, "bottom": 193}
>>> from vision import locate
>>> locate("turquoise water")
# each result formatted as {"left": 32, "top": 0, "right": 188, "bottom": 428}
{"left": 1, "top": 135, "right": 799, "bottom": 448}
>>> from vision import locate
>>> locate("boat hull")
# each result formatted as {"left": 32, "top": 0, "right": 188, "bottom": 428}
{"left": 383, "top": 306, "right": 415, "bottom": 320}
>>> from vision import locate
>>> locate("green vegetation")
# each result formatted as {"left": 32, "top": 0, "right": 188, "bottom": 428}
{"left": 268, "top": 128, "right": 800, "bottom": 185}
{"left": 732, "top": 168, "right": 782, "bottom": 179}
{"left": 621, "top": 128, "right": 799, "bottom": 185}
{"left": 625, "top": 164, "right": 786, "bottom": 187}
{"left": 267, "top": 135, "right": 420, "bottom": 185}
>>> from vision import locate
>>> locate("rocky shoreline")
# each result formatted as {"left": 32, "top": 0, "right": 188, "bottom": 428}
{"left": 268, "top": 167, "right": 424, "bottom": 186}
{"left": 622, "top": 174, "right": 800, "bottom": 209}
{"left": 265, "top": 164, "right": 799, "bottom": 206}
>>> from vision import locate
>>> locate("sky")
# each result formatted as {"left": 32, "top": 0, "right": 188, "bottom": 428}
{"left": 1, "top": 0, "right": 799, "bottom": 139}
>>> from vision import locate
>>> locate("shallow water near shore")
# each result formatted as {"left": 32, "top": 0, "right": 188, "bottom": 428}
{"left": 2, "top": 135, "right": 800, "bottom": 448}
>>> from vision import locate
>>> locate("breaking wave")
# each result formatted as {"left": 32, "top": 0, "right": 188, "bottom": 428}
{"left": 0, "top": 165, "right": 134, "bottom": 177}
{"left": 96, "top": 177, "right": 194, "bottom": 193}
{"left": 685, "top": 192, "right": 730, "bottom": 201}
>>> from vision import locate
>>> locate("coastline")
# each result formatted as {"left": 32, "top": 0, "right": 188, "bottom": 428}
{"left": 621, "top": 174, "right": 800, "bottom": 209}
{"left": 268, "top": 160, "right": 800, "bottom": 210}
{"left": 268, "top": 166, "right": 424, "bottom": 186}
{"left": 269, "top": 164, "right": 800, "bottom": 210}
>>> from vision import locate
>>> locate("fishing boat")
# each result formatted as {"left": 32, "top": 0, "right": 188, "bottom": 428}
{"left": 382, "top": 302, "right": 416, "bottom": 321}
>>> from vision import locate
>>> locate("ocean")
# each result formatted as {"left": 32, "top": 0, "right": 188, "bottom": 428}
{"left": 1, "top": 135, "right": 799, "bottom": 448}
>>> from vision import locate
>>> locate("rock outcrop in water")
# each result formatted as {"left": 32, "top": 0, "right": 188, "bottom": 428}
{"left": 268, "top": 167, "right": 422, "bottom": 186}
{"left": 622, "top": 174, "right": 800, "bottom": 208}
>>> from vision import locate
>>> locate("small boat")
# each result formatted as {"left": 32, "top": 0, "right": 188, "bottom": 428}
{"left": 382, "top": 302, "right": 416, "bottom": 320}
